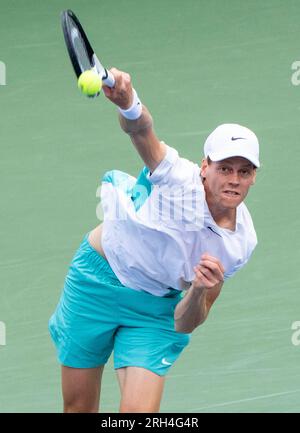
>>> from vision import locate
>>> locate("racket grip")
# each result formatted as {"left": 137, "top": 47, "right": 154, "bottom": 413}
{"left": 103, "top": 69, "right": 115, "bottom": 88}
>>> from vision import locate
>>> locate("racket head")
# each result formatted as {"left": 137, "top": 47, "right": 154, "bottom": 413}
{"left": 61, "top": 9, "right": 97, "bottom": 78}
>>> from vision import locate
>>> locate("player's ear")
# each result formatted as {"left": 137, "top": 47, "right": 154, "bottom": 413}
{"left": 250, "top": 169, "right": 257, "bottom": 185}
{"left": 200, "top": 158, "right": 208, "bottom": 178}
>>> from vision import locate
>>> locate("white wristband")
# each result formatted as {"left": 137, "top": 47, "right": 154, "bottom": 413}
{"left": 118, "top": 89, "right": 142, "bottom": 120}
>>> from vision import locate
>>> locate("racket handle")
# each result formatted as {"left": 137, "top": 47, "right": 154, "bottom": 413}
{"left": 103, "top": 69, "right": 115, "bottom": 88}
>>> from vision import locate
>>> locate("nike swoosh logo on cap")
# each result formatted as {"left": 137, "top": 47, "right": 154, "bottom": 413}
{"left": 231, "top": 137, "right": 246, "bottom": 141}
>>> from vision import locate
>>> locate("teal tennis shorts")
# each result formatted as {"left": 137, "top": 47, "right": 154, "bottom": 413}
{"left": 48, "top": 233, "right": 191, "bottom": 376}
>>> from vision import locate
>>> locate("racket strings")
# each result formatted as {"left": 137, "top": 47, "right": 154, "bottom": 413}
{"left": 68, "top": 18, "right": 92, "bottom": 71}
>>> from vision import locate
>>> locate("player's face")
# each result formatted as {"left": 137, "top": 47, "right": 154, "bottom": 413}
{"left": 201, "top": 157, "right": 256, "bottom": 209}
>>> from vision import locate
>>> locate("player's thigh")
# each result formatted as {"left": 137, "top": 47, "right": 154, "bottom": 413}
{"left": 62, "top": 365, "right": 104, "bottom": 413}
{"left": 116, "top": 366, "right": 126, "bottom": 394}
{"left": 118, "top": 366, "right": 165, "bottom": 413}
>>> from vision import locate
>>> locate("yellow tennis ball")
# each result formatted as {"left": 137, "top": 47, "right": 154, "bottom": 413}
{"left": 78, "top": 70, "right": 102, "bottom": 96}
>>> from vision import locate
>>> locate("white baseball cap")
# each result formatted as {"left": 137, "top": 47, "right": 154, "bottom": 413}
{"left": 204, "top": 123, "right": 260, "bottom": 168}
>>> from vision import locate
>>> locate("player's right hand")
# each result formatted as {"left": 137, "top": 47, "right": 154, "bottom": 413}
{"left": 102, "top": 67, "right": 134, "bottom": 110}
{"left": 192, "top": 254, "right": 225, "bottom": 291}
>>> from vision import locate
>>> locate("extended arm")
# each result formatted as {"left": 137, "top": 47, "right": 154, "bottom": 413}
{"left": 103, "top": 68, "right": 166, "bottom": 173}
{"left": 174, "top": 254, "right": 225, "bottom": 334}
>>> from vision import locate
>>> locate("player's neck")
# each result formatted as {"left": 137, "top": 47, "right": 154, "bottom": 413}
{"left": 206, "top": 199, "right": 237, "bottom": 231}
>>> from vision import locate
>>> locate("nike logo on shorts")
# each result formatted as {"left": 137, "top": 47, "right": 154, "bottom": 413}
{"left": 162, "top": 358, "right": 172, "bottom": 366}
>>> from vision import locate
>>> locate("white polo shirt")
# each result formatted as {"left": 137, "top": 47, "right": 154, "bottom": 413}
{"left": 101, "top": 144, "right": 257, "bottom": 297}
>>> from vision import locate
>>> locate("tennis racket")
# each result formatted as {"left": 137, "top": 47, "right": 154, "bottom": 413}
{"left": 61, "top": 9, "right": 115, "bottom": 89}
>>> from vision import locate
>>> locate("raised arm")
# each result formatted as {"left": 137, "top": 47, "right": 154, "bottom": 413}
{"left": 102, "top": 67, "right": 166, "bottom": 173}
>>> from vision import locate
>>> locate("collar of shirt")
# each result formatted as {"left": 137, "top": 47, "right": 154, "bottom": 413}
{"left": 203, "top": 199, "right": 244, "bottom": 236}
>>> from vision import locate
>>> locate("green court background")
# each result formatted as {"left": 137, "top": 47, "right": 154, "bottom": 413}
{"left": 0, "top": 0, "right": 300, "bottom": 412}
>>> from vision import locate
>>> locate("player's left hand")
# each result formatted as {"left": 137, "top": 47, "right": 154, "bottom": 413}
{"left": 192, "top": 253, "right": 225, "bottom": 291}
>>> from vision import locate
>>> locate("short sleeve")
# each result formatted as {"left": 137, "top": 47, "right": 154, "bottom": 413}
{"left": 147, "top": 143, "right": 199, "bottom": 186}
{"left": 224, "top": 242, "right": 257, "bottom": 280}
{"left": 224, "top": 260, "right": 249, "bottom": 280}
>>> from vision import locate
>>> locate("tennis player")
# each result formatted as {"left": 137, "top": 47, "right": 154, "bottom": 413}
{"left": 49, "top": 68, "right": 259, "bottom": 413}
